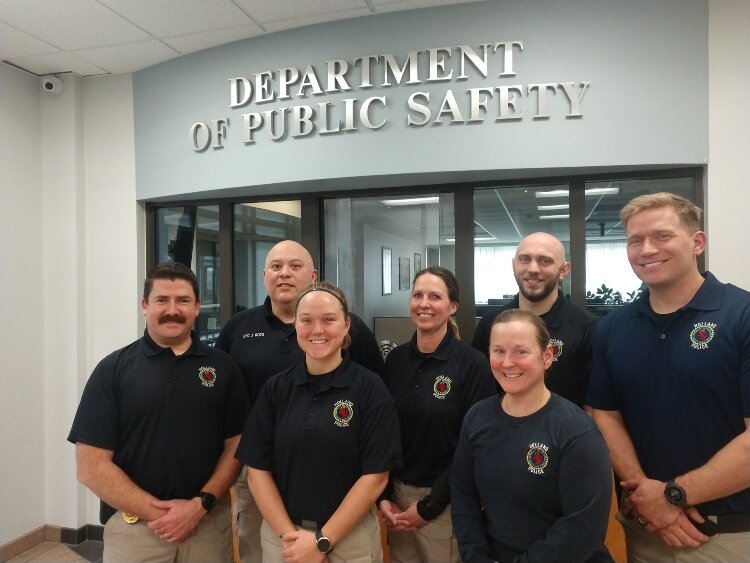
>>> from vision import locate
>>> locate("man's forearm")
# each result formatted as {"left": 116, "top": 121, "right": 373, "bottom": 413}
{"left": 677, "top": 421, "right": 750, "bottom": 506}
{"left": 591, "top": 409, "right": 645, "bottom": 481}
{"left": 199, "top": 435, "right": 243, "bottom": 499}
{"left": 76, "top": 443, "right": 164, "bottom": 521}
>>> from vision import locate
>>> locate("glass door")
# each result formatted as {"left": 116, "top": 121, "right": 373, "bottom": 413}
{"left": 323, "top": 193, "right": 455, "bottom": 348}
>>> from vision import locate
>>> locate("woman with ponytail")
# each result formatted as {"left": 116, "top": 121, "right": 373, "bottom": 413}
{"left": 379, "top": 267, "right": 495, "bottom": 563}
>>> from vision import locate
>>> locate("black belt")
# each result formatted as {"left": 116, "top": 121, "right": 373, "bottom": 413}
{"left": 488, "top": 538, "right": 520, "bottom": 563}
{"left": 291, "top": 517, "right": 319, "bottom": 530}
{"left": 707, "top": 513, "right": 750, "bottom": 534}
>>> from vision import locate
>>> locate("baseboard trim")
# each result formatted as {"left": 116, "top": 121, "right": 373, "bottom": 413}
{"left": 0, "top": 524, "right": 103, "bottom": 561}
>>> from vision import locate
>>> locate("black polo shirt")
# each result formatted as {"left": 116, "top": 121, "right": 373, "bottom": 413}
{"left": 216, "top": 296, "right": 384, "bottom": 400}
{"left": 471, "top": 291, "right": 598, "bottom": 407}
{"left": 235, "top": 356, "right": 401, "bottom": 525}
{"left": 588, "top": 273, "right": 750, "bottom": 515}
{"left": 384, "top": 331, "right": 495, "bottom": 489}
{"left": 68, "top": 330, "right": 249, "bottom": 523}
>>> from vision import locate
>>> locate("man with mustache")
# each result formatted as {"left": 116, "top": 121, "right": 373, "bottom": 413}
{"left": 68, "top": 262, "right": 249, "bottom": 562}
{"left": 471, "top": 232, "right": 597, "bottom": 407}
{"left": 216, "top": 239, "right": 384, "bottom": 562}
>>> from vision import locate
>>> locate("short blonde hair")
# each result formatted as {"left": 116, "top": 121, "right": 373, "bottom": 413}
{"left": 492, "top": 309, "right": 550, "bottom": 351}
{"left": 620, "top": 192, "right": 702, "bottom": 233}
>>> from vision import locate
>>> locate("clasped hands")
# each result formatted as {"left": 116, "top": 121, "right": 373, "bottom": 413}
{"left": 280, "top": 530, "right": 329, "bottom": 563}
{"left": 621, "top": 477, "right": 710, "bottom": 548}
{"left": 379, "top": 500, "right": 427, "bottom": 532}
{"left": 147, "top": 497, "right": 205, "bottom": 543}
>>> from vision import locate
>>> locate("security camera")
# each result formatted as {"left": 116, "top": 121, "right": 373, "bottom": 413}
{"left": 41, "top": 75, "right": 63, "bottom": 94}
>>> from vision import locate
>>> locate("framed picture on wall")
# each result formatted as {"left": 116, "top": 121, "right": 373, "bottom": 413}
{"left": 399, "top": 257, "right": 410, "bottom": 290}
{"left": 382, "top": 247, "right": 392, "bottom": 295}
{"left": 414, "top": 252, "right": 422, "bottom": 273}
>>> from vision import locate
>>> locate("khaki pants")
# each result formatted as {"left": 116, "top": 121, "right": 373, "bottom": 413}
{"left": 259, "top": 510, "right": 383, "bottom": 563}
{"left": 617, "top": 510, "right": 750, "bottom": 562}
{"left": 387, "top": 481, "right": 461, "bottom": 563}
{"left": 234, "top": 466, "right": 264, "bottom": 563}
{"left": 103, "top": 495, "right": 232, "bottom": 563}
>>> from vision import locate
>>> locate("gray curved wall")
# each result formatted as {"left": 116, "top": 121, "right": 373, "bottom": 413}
{"left": 133, "top": 0, "right": 707, "bottom": 201}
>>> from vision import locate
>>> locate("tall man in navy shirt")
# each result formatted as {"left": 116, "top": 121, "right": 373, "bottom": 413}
{"left": 472, "top": 232, "right": 597, "bottom": 407}
{"left": 216, "top": 240, "right": 384, "bottom": 562}
{"left": 68, "top": 263, "right": 248, "bottom": 562}
{"left": 588, "top": 193, "right": 750, "bottom": 561}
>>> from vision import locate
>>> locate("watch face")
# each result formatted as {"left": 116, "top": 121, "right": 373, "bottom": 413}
{"left": 317, "top": 536, "right": 332, "bottom": 553}
{"left": 667, "top": 487, "right": 684, "bottom": 503}
{"left": 667, "top": 487, "right": 682, "bottom": 502}
{"left": 200, "top": 492, "right": 216, "bottom": 512}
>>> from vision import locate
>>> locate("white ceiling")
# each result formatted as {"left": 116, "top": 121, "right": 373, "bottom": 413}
{"left": 0, "top": 0, "right": 481, "bottom": 77}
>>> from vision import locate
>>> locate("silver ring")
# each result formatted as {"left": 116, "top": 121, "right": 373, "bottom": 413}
{"left": 638, "top": 517, "right": 648, "bottom": 526}
{"left": 162, "top": 533, "right": 168, "bottom": 539}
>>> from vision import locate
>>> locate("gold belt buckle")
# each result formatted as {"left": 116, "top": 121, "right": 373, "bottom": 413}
{"left": 122, "top": 512, "right": 139, "bottom": 524}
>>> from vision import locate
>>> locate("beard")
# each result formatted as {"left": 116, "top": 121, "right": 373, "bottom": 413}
{"left": 515, "top": 273, "right": 559, "bottom": 303}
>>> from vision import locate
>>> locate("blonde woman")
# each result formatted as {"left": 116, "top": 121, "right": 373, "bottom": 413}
{"left": 451, "top": 309, "right": 613, "bottom": 563}
{"left": 379, "top": 267, "right": 495, "bottom": 563}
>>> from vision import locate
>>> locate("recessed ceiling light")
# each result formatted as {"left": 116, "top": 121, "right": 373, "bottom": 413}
{"left": 380, "top": 197, "right": 440, "bottom": 206}
{"left": 444, "top": 236, "right": 496, "bottom": 242}
{"left": 535, "top": 187, "right": 620, "bottom": 198}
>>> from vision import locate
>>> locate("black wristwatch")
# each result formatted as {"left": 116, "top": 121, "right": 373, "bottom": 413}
{"left": 664, "top": 479, "right": 690, "bottom": 509}
{"left": 198, "top": 491, "right": 216, "bottom": 513}
{"left": 315, "top": 530, "right": 333, "bottom": 554}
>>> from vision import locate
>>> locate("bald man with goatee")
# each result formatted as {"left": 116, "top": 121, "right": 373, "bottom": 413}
{"left": 216, "top": 240, "right": 384, "bottom": 563}
{"left": 471, "top": 232, "right": 597, "bottom": 407}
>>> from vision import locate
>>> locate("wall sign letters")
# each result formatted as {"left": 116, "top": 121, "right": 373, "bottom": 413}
{"left": 189, "top": 41, "right": 590, "bottom": 150}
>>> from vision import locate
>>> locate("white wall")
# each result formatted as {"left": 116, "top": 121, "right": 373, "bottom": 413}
{"left": 707, "top": 1, "right": 750, "bottom": 290}
{"left": 0, "top": 67, "right": 141, "bottom": 544}
{"left": 363, "top": 223, "right": 423, "bottom": 323}
{"left": 80, "top": 73, "right": 143, "bottom": 525}
{"left": 40, "top": 71, "right": 87, "bottom": 531}
{"left": 0, "top": 63, "right": 46, "bottom": 546}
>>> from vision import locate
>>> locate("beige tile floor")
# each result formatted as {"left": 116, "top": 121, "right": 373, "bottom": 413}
{"left": 6, "top": 541, "right": 102, "bottom": 563}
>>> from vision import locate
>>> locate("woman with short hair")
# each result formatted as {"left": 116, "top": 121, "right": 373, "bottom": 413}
{"left": 451, "top": 309, "right": 613, "bottom": 563}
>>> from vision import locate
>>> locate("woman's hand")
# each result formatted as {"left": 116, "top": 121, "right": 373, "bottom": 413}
{"left": 379, "top": 499, "right": 406, "bottom": 529}
{"left": 391, "top": 501, "right": 428, "bottom": 532}
{"left": 281, "top": 529, "right": 327, "bottom": 563}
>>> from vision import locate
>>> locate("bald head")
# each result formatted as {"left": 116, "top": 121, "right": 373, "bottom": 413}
{"left": 515, "top": 232, "right": 567, "bottom": 264}
{"left": 512, "top": 232, "right": 570, "bottom": 309}
{"left": 265, "top": 240, "right": 315, "bottom": 270}
{"left": 264, "top": 240, "right": 317, "bottom": 309}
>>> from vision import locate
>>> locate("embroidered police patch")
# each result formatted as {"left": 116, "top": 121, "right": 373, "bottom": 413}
{"left": 689, "top": 322, "right": 716, "bottom": 350}
{"left": 549, "top": 339, "right": 563, "bottom": 362}
{"left": 333, "top": 400, "right": 354, "bottom": 427}
{"left": 198, "top": 366, "right": 217, "bottom": 387}
{"left": 433, "top": 375, "right": 452, "bottom": 399}
{"left": 526, "top": 442, "right": 549, "bottom": 474}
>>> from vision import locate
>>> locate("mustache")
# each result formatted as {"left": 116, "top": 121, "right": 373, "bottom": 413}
{"left": 159, "top": 313, "right": 186, "bottom": 324}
